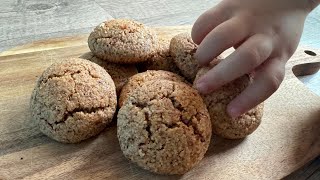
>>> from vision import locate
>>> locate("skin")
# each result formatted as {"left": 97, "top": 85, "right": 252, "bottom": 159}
{"left": 192, "top": 0, "right": 319, "bottom": 118}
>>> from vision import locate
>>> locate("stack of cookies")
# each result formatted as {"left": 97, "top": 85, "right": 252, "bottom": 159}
{"left": 30, "top": 19, "right": 264, "bottom": 175}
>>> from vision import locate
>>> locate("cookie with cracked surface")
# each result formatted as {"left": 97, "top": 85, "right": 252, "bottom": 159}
{"left": 194, "top": 64, "right": 264, "bottom": 139}
{"left": 118, "top": 70, "right": 187, "bottom": 107}
{"left": 169, "top": 32, "right": 199, "bottom": 82}
{"left": 80, "top": 52, "right": 138, "bottom": 95}
{"left": 30, "top": 58, "right": 117, "bottom": 143}
{"left": 170, "top": 32, "right": 222, "bottom": 82}
{"left": 117, "top": 79, "right": 212, "bottom": 175}
{"left": 137, "top": 37, "right": 181, "bottom": 74}
{"left": 88, "top": 19, "right": 158, "bottom": 64}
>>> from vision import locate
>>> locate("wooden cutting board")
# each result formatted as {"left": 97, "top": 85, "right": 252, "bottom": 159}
{"left": 0, "top": 26, "right": 319, "bottom": 180}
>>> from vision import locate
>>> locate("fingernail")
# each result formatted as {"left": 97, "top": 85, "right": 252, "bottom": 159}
{"left": 196, "top": 81, "right": 208, "bottom": 94}
{"left": 227, "top": 106, "right": 241, "bottom": 118}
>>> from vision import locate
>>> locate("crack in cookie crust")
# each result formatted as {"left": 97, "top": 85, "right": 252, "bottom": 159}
{"left": 117, "top": 79, "right": 211, "bottom": 175}
{"left": 88, "top": 19, "right": 158, "bottom": 63}
{"left": 119, "top": 70, "right": 187, "bottom": 107}
{"left": 30, "top": 58, "right": 117, "bottom": 143}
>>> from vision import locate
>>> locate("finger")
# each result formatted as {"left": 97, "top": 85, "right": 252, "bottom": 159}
{"left": 195, "top": 34, "right": 273, "bottom": 94}
{"left": 195, "top": 17, "right": 250, "bottom": 66}
{"left": 191, "top": 3, "right": 231, "bottom": 45}
{"left": 233, "top": 39, "right": 246, "bottom": 49}
{"left": 227, "top": 58, "right": 286, "bottom": 118}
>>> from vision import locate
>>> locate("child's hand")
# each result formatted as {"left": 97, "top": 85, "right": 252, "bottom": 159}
{"left": 192, "top": 0, "right": 319, "bottom": 118}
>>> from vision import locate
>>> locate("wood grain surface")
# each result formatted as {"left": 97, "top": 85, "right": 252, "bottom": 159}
{"left": 94, "top": 0, "right": 218, "bottom": 26}
{"left": 0, "top": 0, "right": 113, "bottom": 52}
{"left": 0, "top": 26, "right": 320, "bottom": 180}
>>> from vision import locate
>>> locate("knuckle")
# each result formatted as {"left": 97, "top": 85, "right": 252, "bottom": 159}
{"left": 268, "top": 68, "right": 285, "bottom": 91}
{"left": 285, "top": 44, "right": 298, "bottom": 57}
{"left": 244, "top": 48, "right": 261, "bottom": 67}
{"left": 273, "top": 34, "right": 298, "bottom": 59}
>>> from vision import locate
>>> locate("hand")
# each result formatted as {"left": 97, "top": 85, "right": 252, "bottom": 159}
{"left": 192, "top": 0, "right": 319, "bottom": 118}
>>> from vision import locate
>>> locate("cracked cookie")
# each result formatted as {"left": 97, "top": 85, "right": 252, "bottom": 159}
{"left": 118, "top": 70, "right": 186, "bottom": 107}
{"left": 80, "top": 52, "right": 138, "bottom": 95}
{"left": 170, "top": 32, "right": 222, "bottom": 82}
{"left": 30, "top": 58, "right": 117, "bottom": 143}
{"left": 88, "top": 19, "right": 158, "bottom": 64}
{"left": 137, "top": 37, "right": 181, "bottom": 74}
{"left": 169, "top": 32, "right": 199, "bottom": 82}
{"left": 117, "top": 79, "right": 212, "bottom": 175}
{"left": 194, "top": 64, "right": 264, "bottom": 139}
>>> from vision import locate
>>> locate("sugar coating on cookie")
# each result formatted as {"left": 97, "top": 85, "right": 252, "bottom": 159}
{"left": 118, "top": 70, "right": 186, "bottom": 107}
{"left": 88, "top": 19, "right": 158, "bottom": 64}
{"left": 30, "top": 58, "right": 117, "bottom": 143}
{"left": 169, "top": 32, "right": 199, "bottom": 82}
{"left": 137, "top": 37, "right": 180, "bottom": 74}
{"left": 80, "top": 52, "right": 138, "bottom": 95}
{"left": 194, "top": 65, "right": 264, "bottom": 139}
{"left": 117, "top": 80, "right": 212, "bottom": 175}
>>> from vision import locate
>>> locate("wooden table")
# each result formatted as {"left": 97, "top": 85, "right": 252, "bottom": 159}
{"left": 0, "top": 0, "right": 319, "bottom": 179}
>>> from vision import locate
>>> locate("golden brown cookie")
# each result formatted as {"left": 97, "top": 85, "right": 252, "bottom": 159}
{"left": 194, "top": 63, "right": 264, "bottom": 139}
{"left": 118, "top": 70, "right": 186, "bottom": 107}
{"left": 170, "top": 33, "right": 223, "bottom": 82}
{"left": 80, "top": 52, "right": 138, "bottom": 95}
{"left": 30, "top": 58, "right": 117, "bottom": 143}
{"left": 169, "top": 32, "right": 199, "bottom": 82}
{"left": 117, "top": 79, "right": 212, "bottom": 175}
{"left": 137, "top": 37, "right": 181, "bottom": 74}
{"left": 88, "top": 19, "right": 158, "bottom": 64}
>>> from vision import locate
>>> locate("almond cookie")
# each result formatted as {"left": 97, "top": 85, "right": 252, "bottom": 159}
{"left": 118, "top": 70, "right": 186, "bottom": 107}
{"left": 137, "top": 37, "right": 180, "bottom": 74}
{"left": 169, "top": 32, "right": 199, "bottom": 82}
{"left": 80, "top": 52, "right": 138, "bottom": 95}
{"left": 30, "top": 58, "right": 117, "bottom": 143}
{"left": 194, "top": 63, "right": 264, "bottom": 139}
{"left": 88, "top": 19, "right": 158, "bottom": 64}
{"left": 117, "top": 79, "right": 212, "bottom": 175}
{"left": 170, "top": 33, "right": 222, "bottom": 82}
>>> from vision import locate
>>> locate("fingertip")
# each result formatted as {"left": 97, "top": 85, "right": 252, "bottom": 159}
{"left": 191, "top": 24, "right": 202, "bottom": 45}
{"left": 191, "top": 4, "right": 230, "bottom": 46}
{"left": 195, "top": 72, "right": 221, "bottom": 95}
{"left": 191, "top": 12, "right": 209, "bottom": 45}
{"left": 227, "top": 103, "right": 244, "bottom": 118}
{"left": 194, "top": 50, "right": 210, "bottom": 66}
{"left": 195, "top": 80, "right": 210, "bottom": 94}
{"left": 227, "top": 94, "right": 256, "bottom": 119}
